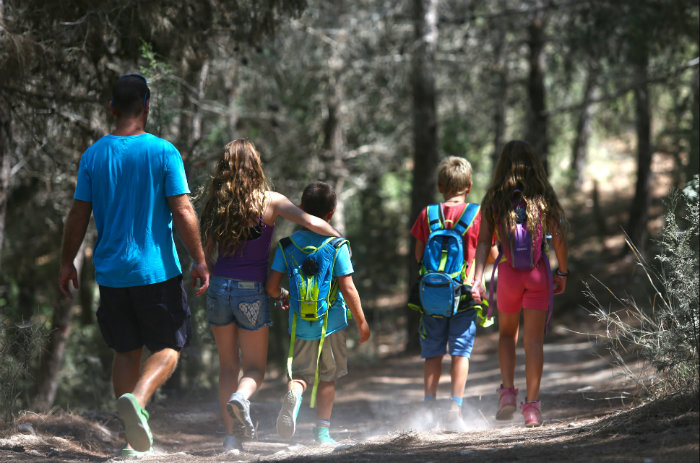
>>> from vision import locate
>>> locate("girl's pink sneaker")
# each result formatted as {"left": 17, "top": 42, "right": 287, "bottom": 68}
{"left": 521, "top": 400, "right": 543, "bottom": 427}
{"left": 496, "top": 386, "right": 518, "bottom": 420}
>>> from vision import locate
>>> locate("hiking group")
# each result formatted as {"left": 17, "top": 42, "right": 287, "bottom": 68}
{"left": 58, "top": 74, "right": 568, "bottom": 457}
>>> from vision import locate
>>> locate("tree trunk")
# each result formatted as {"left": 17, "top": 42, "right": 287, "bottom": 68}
{"left": 526, "top": 17, "right": 549, "bottom": 173}
{"left": 689, "top": 66, "right": 699, "bottom": 183}
{"left": 32, "top": 241, "right": 86, "bottom": 411}
{"left": 626, "top": 45, "right": 652, "bottom": 252}
{"left": 0, "top": 97, "right": 10, "bottom": 271}
{"left": 323, "top": 69, "right": 348, "bottom": 236}
{"left": 407, "top": 0, "right": 439, "bottom": 354}
{"left": 178, "top": 58, "right": 208, "bottom": 165}
{"left": 491, "top": 25, "right": 508, "bottom": 172}
{"left": 78, "top": 244, "right": 95, "bottom": 325}
{"left": 569, "top": 68, "right": 597, "bottom": 191}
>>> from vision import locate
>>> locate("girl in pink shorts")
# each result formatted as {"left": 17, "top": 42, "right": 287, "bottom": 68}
{"left": 471, "top": 140, "right": 569, "bottom": 427}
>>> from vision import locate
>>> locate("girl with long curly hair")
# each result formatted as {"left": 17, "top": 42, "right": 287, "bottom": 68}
{"left": 471, "top": 140, "right": 568, "bottom": 427}
{"left": 200, "top": 139, "right": 339, "bottom": 452}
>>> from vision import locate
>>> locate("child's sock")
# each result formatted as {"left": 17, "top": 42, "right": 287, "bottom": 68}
{"left": 424, "top": 395, "right": 436, "bottom": 402}
{"left": 451, "top": 395, "right": 463, "bottom": 407}
{"left": 316, "top": 419, "right": 331, "bottom": 427}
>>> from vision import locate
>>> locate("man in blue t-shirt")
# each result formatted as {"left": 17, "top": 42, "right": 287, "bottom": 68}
{"left": 58, "top": 74, "right": 209, "bottom": 457}
{"left": 266, "top": 182, "right": 370, "bottom": 445}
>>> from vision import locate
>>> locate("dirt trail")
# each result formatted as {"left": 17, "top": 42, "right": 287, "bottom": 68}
{"left": 2, "top": 318, "right": 697, "bottom": 463}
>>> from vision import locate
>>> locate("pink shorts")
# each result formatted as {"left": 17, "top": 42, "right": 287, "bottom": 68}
{"left": 496, "top": 259, "right": 550, "bottom": 313}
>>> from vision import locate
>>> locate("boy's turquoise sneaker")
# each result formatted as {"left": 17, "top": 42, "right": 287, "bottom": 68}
{"left": 117, "top": 393, "right": 153, "bottom": 452}
{"left": 276, "top": 390, "right": 302, "bottom": 439}
{"left": 121, "top": 446, "right": 153, "bottom": 459}
{"left": 313, "top": 426, "right": 336, "bottom": 445}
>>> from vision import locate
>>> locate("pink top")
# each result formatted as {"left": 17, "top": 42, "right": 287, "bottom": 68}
{"left": 213, "top": 220, "right": 275, "bottom": 282}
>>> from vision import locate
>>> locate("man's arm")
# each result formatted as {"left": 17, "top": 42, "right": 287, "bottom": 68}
{"left": 58, "top": 199, "right": 92, "bottom": 298}
{"left": 337, "top": 275, "right": 370, "bottom": 343}
{"left": 167, "top": 194, "right": 209, "bottom": 295}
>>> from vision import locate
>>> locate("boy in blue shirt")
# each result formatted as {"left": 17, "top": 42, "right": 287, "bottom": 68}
{"left": 266, "top": 181, "right": 370, "bottom": 444}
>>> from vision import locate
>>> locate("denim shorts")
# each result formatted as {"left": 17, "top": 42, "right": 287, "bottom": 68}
{"left": 419, "top": 309, "right": 477, "bottom": 359}
{"left": 206, "top": 276, "right": 272, "bottom": 330}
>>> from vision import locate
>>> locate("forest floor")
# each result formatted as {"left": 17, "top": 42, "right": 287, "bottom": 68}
{"left": 1, "top": 322, "right": 698, "bottom": 463}
{"left": 1, "top": 150, "right": 698, "bottom": 462}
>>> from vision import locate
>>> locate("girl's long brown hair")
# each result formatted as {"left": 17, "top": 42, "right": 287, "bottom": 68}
{"left": 481, "top": 140, "right": 566, "bottom": 240}
{"left": 200, "top": 139, "right": 270, "bottom": 254}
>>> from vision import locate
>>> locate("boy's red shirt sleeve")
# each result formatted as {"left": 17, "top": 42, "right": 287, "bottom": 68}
{"left": 410, "top": 207, "right": 429, "bottom": 243}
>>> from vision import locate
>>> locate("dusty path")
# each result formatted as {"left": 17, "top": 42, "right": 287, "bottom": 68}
{"left": 2, "top": 318, "right": 697, "bottom": 462}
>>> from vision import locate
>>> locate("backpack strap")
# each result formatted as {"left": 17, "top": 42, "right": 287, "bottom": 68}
{"left": 541, "top": 235, "right": 553, "bottom": 334}
{"left": 278, "top": 238, "right": 294, "bottom": 271}
{"left": 286, "top": 312, "right": 297, "bottom": 383}
{"left": 452, "top": 203, "right": 480, "bottom": 236}
{"left": 487, "top": 247, "right": 503, "bottom": 321}
{"left": 309, "top": 313, "right": 329, "bottom": 408}
{"left": 426, "top": 204, "right": 444, "bottom": 233}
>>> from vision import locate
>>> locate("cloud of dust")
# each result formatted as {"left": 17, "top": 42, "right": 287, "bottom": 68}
{"left": 350, "top": 398, "right": 495, "bottom": 440}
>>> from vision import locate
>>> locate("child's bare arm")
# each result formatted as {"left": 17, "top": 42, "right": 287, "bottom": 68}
{"left": 269, "top": 191, "right": 340, "bottom": 236}
{"left": 486, "top": 243, "right": 499, "bottom": 264}
{"left": 337, "top": 275, "right": 370, "bottom": 343}
{"left": 266, "top": 270, "right": 289, "bottom": 309}
{"left": 414, "top": 239, "right": 426, "bottom": 263}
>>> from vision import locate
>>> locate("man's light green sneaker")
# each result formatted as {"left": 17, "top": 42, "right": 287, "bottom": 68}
{"left": 313, "top": 426, "right": 336, "bottom": 445}
{"left": 117, "top": 393, "right": 153, "bottom": 452}
{"left": 121, "top": 446, "right": 153, "bottom": 459}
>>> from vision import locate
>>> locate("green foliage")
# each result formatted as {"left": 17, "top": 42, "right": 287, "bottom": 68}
{"left": 138, "top": 41, "right": 176, "bottom": 138}
{"left": 586, "top": 175, "right": 699, "bottom": 397}
{"left": 0, "top": 318, "right": 47, "bottom": 422}
{"left": 52, "top": 323, "right": 112, "bottom": 411}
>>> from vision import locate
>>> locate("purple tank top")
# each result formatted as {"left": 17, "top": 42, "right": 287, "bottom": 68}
{"left": 213, "top": 220, "right": 275, "bottom": 282}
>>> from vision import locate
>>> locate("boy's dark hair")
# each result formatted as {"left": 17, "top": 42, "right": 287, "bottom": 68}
{"left": 301, "top": 182, "right": 336, "bottom": 219}
{"left": 112, "top": 74, "right": 150, "bottom": 117}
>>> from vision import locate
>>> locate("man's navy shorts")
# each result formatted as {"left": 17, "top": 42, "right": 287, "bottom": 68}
{"left": 96, "top": 274, "right": 191, "bottom": 353}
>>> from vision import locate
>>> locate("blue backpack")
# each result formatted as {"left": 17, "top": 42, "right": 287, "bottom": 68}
{"left": 418, "top": 203, "right": 480, "bottom": 318}
{"left": 278, "top": 235, "right": 348, "bottom": 407}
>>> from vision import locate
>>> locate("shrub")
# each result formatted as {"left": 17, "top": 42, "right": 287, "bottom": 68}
{"left": 0, "top": 317, "right": 47, "bottom": 423}
{"left": 585, "top": 175, "right": 699, "bottom": 397}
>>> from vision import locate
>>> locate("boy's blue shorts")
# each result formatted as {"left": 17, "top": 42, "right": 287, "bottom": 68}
{"left": 419, "top": 309, "right": 477, "bottom": 359}
{"left": 206, "top": 276, "right": 272, "bottom": 330}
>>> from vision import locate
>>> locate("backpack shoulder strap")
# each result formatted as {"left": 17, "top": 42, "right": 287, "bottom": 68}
{"left": 453, "top": 203, "right": 480, "bottom": 236}
{"left": 427, "top": 204, "right": 444, "bottom": 233}
{"left": 329, "top": 237, "right": 348, "bottom": 249}
{"left": 278, "top": 237, "right": 294, "bottom": 269}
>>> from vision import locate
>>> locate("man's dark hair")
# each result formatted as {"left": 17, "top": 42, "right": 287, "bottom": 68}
{"left": 112, "top": 75, "right": 149, "bottom": 117}
{"left": 301, "top": 182, "right": 337, "bottom": 218}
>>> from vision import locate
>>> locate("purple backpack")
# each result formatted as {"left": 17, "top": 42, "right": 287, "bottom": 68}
{"left": 507, "top": 198, "right": 543, "bottom": 270}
